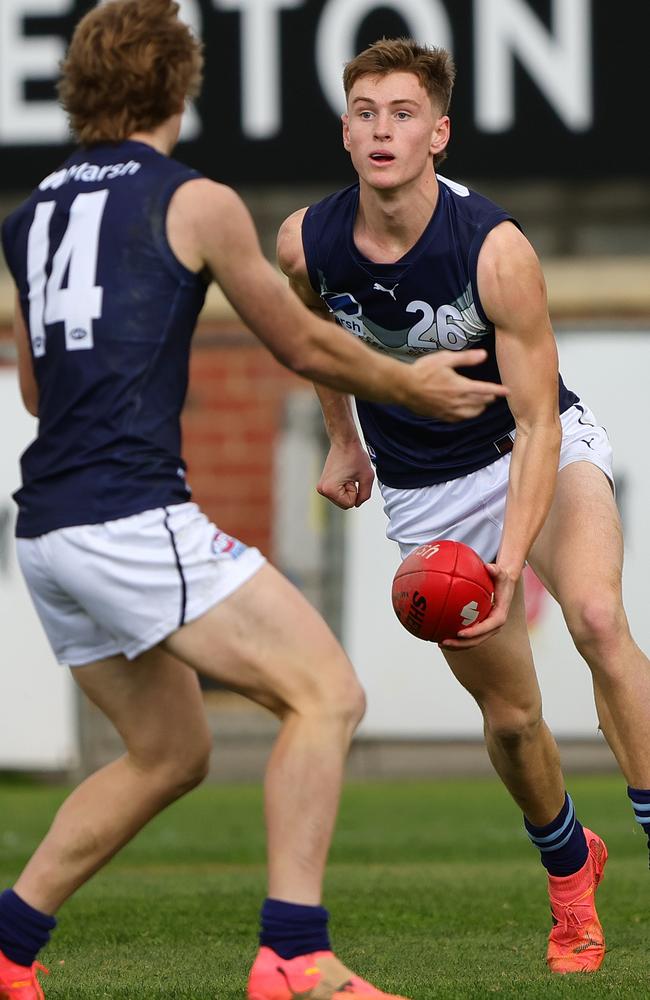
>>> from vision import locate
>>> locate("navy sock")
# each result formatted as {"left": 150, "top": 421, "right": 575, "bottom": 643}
{"left": 259, "top": 898, "right": 330, "bottom": 960}
{"left": 524, "top": 793, "right": 588, "bottom": 877}
{"left": 0, "top": 890, "right": 56, "bottom": 967}
{"left": 627, "top": 786, "right": 650, "bottom": 864}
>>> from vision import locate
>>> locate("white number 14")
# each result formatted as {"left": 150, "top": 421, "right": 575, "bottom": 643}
{"left": 26, "top": 189, "right": 108, "bottom": 357}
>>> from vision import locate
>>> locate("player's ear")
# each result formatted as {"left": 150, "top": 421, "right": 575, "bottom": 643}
{"left": 341, "top": 112, "right": 351, "bottom": 151}
{"left": 431, "top": 114, "right": 450, "bottom": 158}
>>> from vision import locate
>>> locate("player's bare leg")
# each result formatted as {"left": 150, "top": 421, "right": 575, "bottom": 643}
{"left": 530, "top": 461, "right": 650, "bottom": 787}
{"left": 163, "top": 563, "right": 366, "bottom": 905}
{"left": 9, "top": 564, "right": 361, "bottom": 915}
{"left": 163, "top": 563, "right": 408, "bottom": 998}
{"left": 441, "top": 579, "right": 565, "bottom": 824}
{"left": 3, "top": 565, "right": 404, "bottom": 997}
{"left": 440, "top": 579, "right": 606, "bottom": 972}
{"left": 12, "top": 650, "right": 212, "bottom": 914}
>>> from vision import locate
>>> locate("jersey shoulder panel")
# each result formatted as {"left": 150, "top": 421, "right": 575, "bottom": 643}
{"left": 302, "top": 184, "right": 358, "bottom": 293}
{"left": 438, "top": 175, "right": 521, "bottom": 325}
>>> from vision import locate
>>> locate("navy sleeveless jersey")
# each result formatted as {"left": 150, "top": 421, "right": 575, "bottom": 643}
{"left": 302, "top": 176, "right": 578, "bottom": 487}
{"left": 1, "top": 140, "right": 208, "bottom": 537}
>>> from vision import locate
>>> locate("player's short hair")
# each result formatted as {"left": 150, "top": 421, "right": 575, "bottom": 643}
{"left": 58, "top": 0, "right": 204, "bottom": 146}
{"left": 343, "top": 38, "right": 456, "bottom": 166}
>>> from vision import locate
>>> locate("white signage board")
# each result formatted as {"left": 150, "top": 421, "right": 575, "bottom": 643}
{"left": 0, "top": 368, "right": 78, "bottom": 770}
{"left": 343, "top": 330, "right": 649, "bottom": 737}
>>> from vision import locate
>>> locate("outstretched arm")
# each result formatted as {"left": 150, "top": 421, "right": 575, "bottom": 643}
{"left": 168, "top": 180, "right": 509, "bottom": 418}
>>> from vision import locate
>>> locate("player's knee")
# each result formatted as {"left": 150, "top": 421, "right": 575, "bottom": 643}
{"left": 304, "top": 660, "right": 366, "bottom": 733}
{"left": 485, "top": 705, "right": 543, "bottom": 749}
{"left": 319, "top": 669, "right": 366, "bottom": 731}
{"left": 346, "top": 678, "right": 367, "bottom": 730}
{"left": 565, "top": 594, "right": 628, "bottom": 659}
{"left": 179, "top": 738, "right": 212, "bottom": 790}
{"left": 133, "top": 729, "right": 212, "bottom": 797}
{"left": 158, "top": 745, "right": 211, "bottom": 797}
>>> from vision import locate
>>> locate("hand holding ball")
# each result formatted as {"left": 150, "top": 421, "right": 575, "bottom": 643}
{"left": 391, "top": 540, "right": 494, "bottom": 643}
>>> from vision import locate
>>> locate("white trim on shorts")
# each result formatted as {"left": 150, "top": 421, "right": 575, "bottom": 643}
{"left": 379, "top": 402, "right": 614, "bottom": 563}
{"left": 16, "top": 502, "right": 266, "bottom": 667}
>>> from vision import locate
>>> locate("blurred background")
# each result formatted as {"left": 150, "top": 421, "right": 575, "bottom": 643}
{"left": 1, "top": 0, "right": 649, "bottom": 782}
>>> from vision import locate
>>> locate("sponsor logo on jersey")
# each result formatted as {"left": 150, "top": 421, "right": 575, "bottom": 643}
{"left": 39, "top": 160, "right": 141, "bottom": 191}
{"left": 211, "top": 530, "right": 246, "bottom": 559}
{"left": 318, "top": 271, "right": 490, "bottom": 358}
{"left": 321, "top": 289, "right": 364, "bottom": 336}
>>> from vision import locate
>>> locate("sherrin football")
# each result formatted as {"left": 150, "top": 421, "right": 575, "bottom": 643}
{"left": 391, "top": 539, "right": 494, "bottom": 643}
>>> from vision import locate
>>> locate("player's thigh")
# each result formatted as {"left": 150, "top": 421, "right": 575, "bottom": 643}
{"left": 162, "top": 562, "right": 362, "bottom": 716}
{"left": 528, "top": 461, "right": 623, "bottom": 607}
{"left": 441, "top": 579, "right": 542, "bottom": 720}
{"left": 72, "top": 647, "right": 211, "bottom": 768}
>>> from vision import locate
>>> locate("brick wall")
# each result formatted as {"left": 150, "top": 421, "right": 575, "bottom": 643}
{"left": 184, "top": 324, "right": 303, "bottom": 557}
{"left": 0, "top": 321, "right": 303, "bottom": 559}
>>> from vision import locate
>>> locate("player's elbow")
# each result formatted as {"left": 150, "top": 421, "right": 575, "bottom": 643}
{"left": 289, "top": 346, "right": 343, "bottom": 387}
{"left": 289, "top": 345, "right": 327, "bottom": 382}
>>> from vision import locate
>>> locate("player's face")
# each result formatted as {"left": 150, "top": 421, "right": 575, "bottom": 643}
{"left": 342, "top": 72, "right": 449, "bottom": 191}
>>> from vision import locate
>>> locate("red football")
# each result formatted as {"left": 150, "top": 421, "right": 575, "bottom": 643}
{"left": 391, "top": 539, "right": 494, "bottom": 642}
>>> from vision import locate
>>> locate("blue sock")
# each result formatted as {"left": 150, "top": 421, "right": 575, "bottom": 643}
{"left": 524, "top": 793, "right": 588, "bottom": 877}
{"left": 0, "top": 890, "right": 56, "bottom": 967}
{"left": 259, "top": 898, "right": 330, "bottom": 960}
{"left": 627, "top": 786, "right": 650, "bottom": 864}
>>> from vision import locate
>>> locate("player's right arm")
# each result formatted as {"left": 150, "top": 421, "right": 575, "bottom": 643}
{"left": 167, "top": 179, "right": 507, "bottom": 421}
{"left": 278, "top": 208, "right": 374, "bottom": 510}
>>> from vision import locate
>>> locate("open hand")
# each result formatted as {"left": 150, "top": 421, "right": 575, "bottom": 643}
{"left": 407, "top": 349, "right": 509, "bottom": 421}
{"left": 439, "top": 562, "right": 516, "bottom": 650}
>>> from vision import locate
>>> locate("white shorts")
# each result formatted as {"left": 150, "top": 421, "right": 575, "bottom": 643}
{"left": 380, "top": 403, "right": 614, "bottom": 563}
{"left": 16, "top": 502, "right": 266, "bottom": 667}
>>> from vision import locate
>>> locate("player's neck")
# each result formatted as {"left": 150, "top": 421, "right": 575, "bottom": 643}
{"left": 128, "top": 114, "right": 182, "bottom": 157}
{"left": 354, "top": 173, "right": 440, "bottom": 264}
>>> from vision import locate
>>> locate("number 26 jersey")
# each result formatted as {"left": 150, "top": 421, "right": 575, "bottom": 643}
{"left": 301, "top": 176, "right": 578, "bottom": 488}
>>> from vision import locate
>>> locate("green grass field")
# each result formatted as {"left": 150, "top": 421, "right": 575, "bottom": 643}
{"left": 0, "top": 774, "right": 648, "bottom": 999}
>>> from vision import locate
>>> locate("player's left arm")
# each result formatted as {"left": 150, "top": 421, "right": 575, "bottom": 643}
{"left": 13, "top": 291, "right": 39, "bottom": 417}
{"left": 444, "top": 222, "right": 561, "bottom": 648}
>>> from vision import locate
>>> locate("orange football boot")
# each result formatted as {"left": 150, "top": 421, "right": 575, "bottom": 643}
{"left": 546, "top": 827, "right": 608, "bottom": 973}
{"left": 247, "top": 947, "right": 411, "bottom": 1000}
{"left": 0, "top": 949, "right": 48, "bottom": 999}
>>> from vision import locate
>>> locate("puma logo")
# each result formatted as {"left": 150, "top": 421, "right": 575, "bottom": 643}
{"left": 573, "top": 935, "right": 603, "bottom": 954}
{"left": 373, "top": 281, "right": 399, "bottom": 300}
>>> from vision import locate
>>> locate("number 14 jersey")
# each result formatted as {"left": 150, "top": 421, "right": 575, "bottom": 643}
{"left": 2, "top": 140, "right": 208, "bottom": 537}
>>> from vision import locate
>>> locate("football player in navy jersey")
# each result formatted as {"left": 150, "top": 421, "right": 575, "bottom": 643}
{"left": 0, "top": 6, "right": 514, "bottom": 999}
{"left": 279, "top": 36, "right": 650, "bottom": 976}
